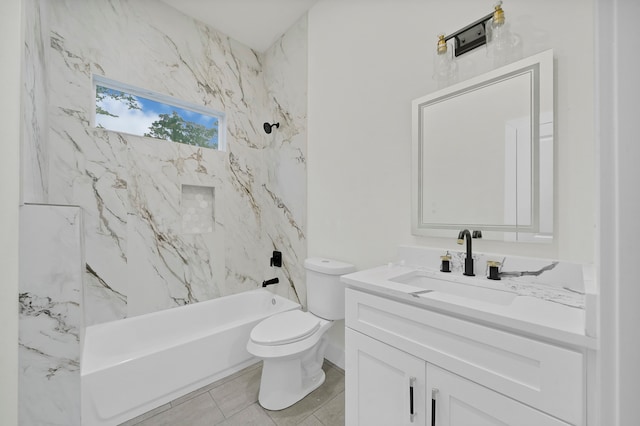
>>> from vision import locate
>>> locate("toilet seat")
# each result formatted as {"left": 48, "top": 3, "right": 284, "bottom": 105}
{"left": 250, "top": 310, "right": 320, "bottom": 346}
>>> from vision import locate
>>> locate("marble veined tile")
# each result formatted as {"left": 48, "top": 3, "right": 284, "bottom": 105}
{"left": 69, "top": 128, "right": 129, "bottom": 326}
{"left": 22, "top": 0, "right": 49, "bottom": 204}
{"left": 45, "top": 0, "right": 308, "bottom": 322}
{"left": 261, "top": 15, "right": 309, "bottom": 308}
{"left": 19, "top": 1, "right": 310, "bottom": 424}
{"left": 19, "top": 204, "right": 83, "bottom": 425}
{"left": 126, "top": 138, "right": 225, "bottom": 316}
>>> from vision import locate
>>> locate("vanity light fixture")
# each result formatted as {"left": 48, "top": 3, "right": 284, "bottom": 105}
{"left": 436, "top": 1, "right": 507, "bottom": 58}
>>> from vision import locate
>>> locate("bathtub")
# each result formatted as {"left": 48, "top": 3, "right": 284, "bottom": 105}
{"left": 81, "top": 289, "right": 299, "bottom": 426}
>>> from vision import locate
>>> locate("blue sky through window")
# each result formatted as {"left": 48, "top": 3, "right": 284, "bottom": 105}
{"left": 96, "top": 86, "right": 220, "bottom": 149}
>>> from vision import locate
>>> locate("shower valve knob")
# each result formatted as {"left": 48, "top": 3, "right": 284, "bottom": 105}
{"left": 270, "top": 251, "right": 282, "bottom": 267}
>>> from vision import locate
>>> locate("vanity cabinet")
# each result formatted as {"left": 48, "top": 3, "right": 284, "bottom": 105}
{"left": 346, "top": 329, "right": 426, "bottom": 425}
{"left": 345, "top": 288, "right": 584, "bottom": 426}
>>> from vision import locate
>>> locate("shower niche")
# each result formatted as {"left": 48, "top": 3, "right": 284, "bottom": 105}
{"left": 181, "top": 184, "right": 215, "bottom": 234}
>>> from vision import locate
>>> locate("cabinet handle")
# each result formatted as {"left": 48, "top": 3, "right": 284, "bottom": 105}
{"left": 409, "top": 376, "right": 416, "bottom": 422}
{"left": 431, "top": 388, "right": 439, "bottom": 426}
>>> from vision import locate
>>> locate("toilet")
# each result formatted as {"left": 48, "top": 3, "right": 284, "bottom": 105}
{"left": 247, "top": 257, "right": 356, "bottom": 410}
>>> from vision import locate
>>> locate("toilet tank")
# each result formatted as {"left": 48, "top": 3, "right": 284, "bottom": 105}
{"left": 304, "top": 258, "right": 356, "bottom": 320}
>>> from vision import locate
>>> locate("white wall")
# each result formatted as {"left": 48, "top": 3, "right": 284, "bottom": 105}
{"left": 308, "top": 0, "right": 595, "bottom": 269}
{"left": 615, "top": 0, "right": 640, "bottom": 416}
{"left": 0, "top": 0, "right": 22, "bottom": 423}
{"left": 596, "top": 0, "right": 640, "bottom": 424}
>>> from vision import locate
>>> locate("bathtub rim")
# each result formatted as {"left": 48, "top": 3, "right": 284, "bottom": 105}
{"left": 81, "top": 289, "right": 300, "bottom": 377}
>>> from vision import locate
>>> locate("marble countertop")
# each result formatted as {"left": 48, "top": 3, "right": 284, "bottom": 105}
{"left": 341, "top": 263, "right": 598, "bottom": 350}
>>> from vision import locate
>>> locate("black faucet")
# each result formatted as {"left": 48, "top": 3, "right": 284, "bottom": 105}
{"left": 262, "top": 278, "right": 279, "bottom": 287}
{"left": 457, "top": 229, "right": 476, "bottom": 276}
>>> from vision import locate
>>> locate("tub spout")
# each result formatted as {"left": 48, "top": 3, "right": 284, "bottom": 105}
{"left": 262, "top": 278, "right": 279, "bottom": 287}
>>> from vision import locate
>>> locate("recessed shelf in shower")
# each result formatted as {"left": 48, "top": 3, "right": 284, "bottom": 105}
{"left": 181, "top": 185, "right": 215, "bottom": 234}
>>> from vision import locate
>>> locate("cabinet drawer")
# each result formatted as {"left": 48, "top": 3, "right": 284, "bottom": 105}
{"left": 345, "top": 289, "right": 584, "bottom": 425}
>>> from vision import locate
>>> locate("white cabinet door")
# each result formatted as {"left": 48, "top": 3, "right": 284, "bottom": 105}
{"left": 427, "top": 364, "right": 572, "bottom": 426}
{"left": 346, "top": 328, "right": 427, "bottom": 426}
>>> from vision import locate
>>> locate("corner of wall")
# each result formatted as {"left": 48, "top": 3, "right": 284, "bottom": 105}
{"left": 0, "top": 0, "right": 24, "bottom": 423}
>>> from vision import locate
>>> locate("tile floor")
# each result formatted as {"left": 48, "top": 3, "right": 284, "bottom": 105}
{"left": 120, "top": 361, "right": 345, "bottom": 426}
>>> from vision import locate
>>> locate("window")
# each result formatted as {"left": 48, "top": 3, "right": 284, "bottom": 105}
{"left": 93, "top": 76, "right": 225, "bottom": 150}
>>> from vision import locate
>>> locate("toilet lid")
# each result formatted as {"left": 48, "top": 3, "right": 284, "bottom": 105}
{"left": 251, "top": 310, "right": 321, "bottom": 346}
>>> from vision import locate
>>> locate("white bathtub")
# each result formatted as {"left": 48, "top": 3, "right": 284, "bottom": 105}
{"left": 81, "top": 289, "right": 299, "bottom": 426}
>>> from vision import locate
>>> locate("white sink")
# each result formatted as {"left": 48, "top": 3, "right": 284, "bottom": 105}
{"left": 390, "top": 271, "right": 518, "bottom": 306}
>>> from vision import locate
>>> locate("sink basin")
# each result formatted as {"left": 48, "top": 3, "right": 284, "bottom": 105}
{"left": 390, "top": 272, "right": 518, "bottom": 306}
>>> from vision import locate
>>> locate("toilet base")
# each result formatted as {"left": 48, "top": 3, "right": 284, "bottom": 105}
{"left": 257, "top": 354, "right": 327, "bottom": 411}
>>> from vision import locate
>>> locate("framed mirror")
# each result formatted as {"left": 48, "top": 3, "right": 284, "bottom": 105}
{"left": 411, "top": 50, "right": 554, "bottom": 242}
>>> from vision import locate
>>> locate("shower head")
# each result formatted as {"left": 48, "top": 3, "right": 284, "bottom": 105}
{"left": 263, "top": 122, "right": 280, "bottom": 134}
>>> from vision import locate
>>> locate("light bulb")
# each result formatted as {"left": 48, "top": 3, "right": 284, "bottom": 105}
{"left": 486, "top": 1, "right": 521, "bottom": 67}
{"left": 433, "top": 35, "right": 457, "bottom": 87}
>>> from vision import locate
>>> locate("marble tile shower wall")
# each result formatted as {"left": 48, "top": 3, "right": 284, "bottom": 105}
{"left": 19, "top": 204, "right": 83, "bottom": 425}
{"left": 262, "top": 16, "right": 309, "bottom": 307}
{"left": 43, "top": 0, "right": 308, "bottom": 324}
{"left": 22, "top": 0, "right": 49, "bottom": 203}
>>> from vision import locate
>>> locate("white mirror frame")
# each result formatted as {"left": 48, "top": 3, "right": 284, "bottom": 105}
{"left": 411, "top": 49, "right": 554, "bottom": 242}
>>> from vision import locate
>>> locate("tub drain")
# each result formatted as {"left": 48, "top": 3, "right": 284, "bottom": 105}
{"left": 271, "top": 298, "right": 276, "bottom": 305}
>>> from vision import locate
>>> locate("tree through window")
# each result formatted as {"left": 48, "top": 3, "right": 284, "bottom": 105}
{"left": 94, "top": 78, "right": 223, "bottom": 150}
